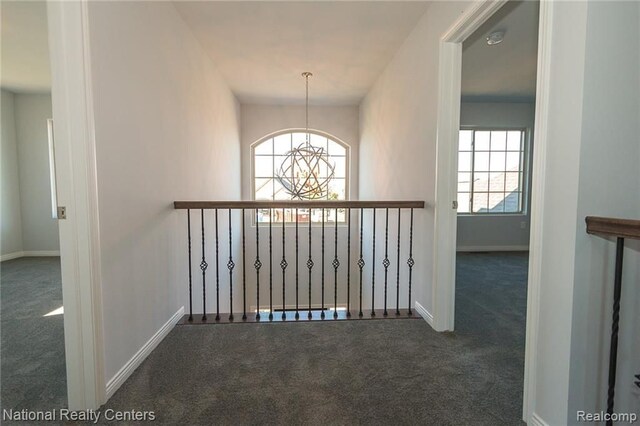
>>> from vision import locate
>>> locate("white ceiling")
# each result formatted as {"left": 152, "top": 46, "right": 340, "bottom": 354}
{"left": 173, "top": 1, "right": 430, "bottom": 105}
{"left": 461, "top": 0, "right": 539, "bottom": 102}
{"left": 1, "top": 1, "right": 51, "bottom": 93}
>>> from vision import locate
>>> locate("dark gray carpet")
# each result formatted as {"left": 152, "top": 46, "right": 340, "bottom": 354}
{"left": 100, "top": 252, "right": 528, "bottom": 425}
{"left": 0, "top": 257, "right": 67, "bottom": 413}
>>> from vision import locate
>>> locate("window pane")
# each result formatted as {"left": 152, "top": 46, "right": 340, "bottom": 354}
{"left": 458, "top": 152, "right": 472, "bottom": 172}
{"left": 504, "top": 192, "right": 521, "bottom": 212}
{"left": 458, "top": 172, "right": 471, "bottom": 192}
{"left": 273, "top": 179, "right": 291, "bottom": 200}
{"left": 255, "top": 178, "right": 273, "bottom": 200}
{"left": 474, "top": 152, "right": 490, "bottom": 171}
{"left": 506, "top": 152, "right": 521, "bottom": 171}
{"left": 475, "top": 131, "right": 490, "bottom": 150}
{"left": 332, "top": 157, "right": 346, "bottom": 178}
{"left": 488, "top": 193, "right": 506, "bottom": 213}
{"left": 504, "top": 172, "right": 520, "bottom": 192}
{"left": 254, "top": 138, "right": 272, "bottom": 155}
{"left": 292, "top": 132, "right": 307, "bottom": 148}
{"left": 328, "top": 179, "right": 345, "bottom": 200}
{"left": 489, "top": 172, "right": 505, "bottom": 191}
{"left": 457, "top": 192, "right": 470, "bottom": 213}
{"left": 507, "top": 131, "right": 522, "bottom": 151}
{"left": 328, "top": 140, "right": 345, "bottom": 156}
{"left": 491, "top": 131, "right": 507, "bottom": 150}
{"left": 459, "top": 130, "right": 473, "bottom": 151}
{"left": 254, "top": 156, "right": 273, "bottom": 177}
{"left": 472, "top": 193, "right": 489, "bottom": 213}
{"left": 473, "top": 172, "right": 489, "bottom": 191}
{"left": 490, "top": 152, "right": 506, "bottom": 172}
{"left": 274, "top": 134, "right": 292, "bottom": 155}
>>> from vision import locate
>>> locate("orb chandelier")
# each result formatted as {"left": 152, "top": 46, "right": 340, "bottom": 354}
{"left": 275, "top": 72, "right": 335, "bottom": 200}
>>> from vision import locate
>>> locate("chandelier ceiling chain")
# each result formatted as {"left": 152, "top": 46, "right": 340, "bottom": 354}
{"left": 275, "top": 72, "right": 336, "bottom": 200}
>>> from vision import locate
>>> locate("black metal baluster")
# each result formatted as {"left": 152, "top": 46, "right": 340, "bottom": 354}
{"left": 281, "top": 208, "right": 287, "bottom": 320}
{"left": 321, "top": 208, "right": 326, "bottom": 319}
{"left": 215, "top": 209, "right": 220, "bottom": 321}
{"left": 396, "top": 208, "right": 401, "bottom": 316}
{"left": 308, "top": 209, "right": 313, "bottom": 319}
{"left": 255, "top": 209, "right": 261, "bottom": 321}
{"left": 383, "top": 208, "right": 390, "bottom": 316}
{"left": 347, "top": 208, "right": 351, "bottom": 317}
{"left": 269, "top": 208, "right": 273, "bottom": 321}
{"left": 358, "top": 209, "right": 364, "bottom": 317}
{"left": 295, "top": 208, "right": 299, "bottom": 320}
{"left": 606, "top": 237, "right": 625, "bottom": 425}
{"left": 371, "top": 208, "right": 376, "bottom": 317}
{"left": 242, "top": 208, "right": 247, "bottom": 320}
{"left": 333, "top": 209, "right": 339, "bottom": 319}
{"left": 187, "top": 209, "right": 193, "bottom": 322}
{"left": 407, "top": 208, "right": 414, "bottom": 316}
{"left": 227, "top": 209, "right": 235, "bottom": 322}
{"left": 200, "top": 209, "right": 207, "bottom": 321}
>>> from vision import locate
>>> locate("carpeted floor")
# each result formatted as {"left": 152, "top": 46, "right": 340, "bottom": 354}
{"left": 0, "top": 257, "right": 67, "bottom": 413}
{"left": 101, "top": 251, "right": 528, "bottom": 425}
{"left": 0, "top": 252, "right": 528, "bottom": 425}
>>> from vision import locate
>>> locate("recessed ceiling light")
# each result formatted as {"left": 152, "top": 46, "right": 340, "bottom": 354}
{"left": 486, "top": 31, "right": 505, "bottom": 46}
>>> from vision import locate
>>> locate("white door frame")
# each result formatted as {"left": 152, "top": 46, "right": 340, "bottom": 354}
{"left": 432, "top": 0, "right": 553, "bottom": 422}
{"left": 47, "top": 0, "right": 106, "bottom": 410}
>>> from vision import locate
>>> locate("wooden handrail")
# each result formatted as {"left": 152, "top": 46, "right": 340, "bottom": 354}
{"left": 174, "top": 200, "right": 426, "bottom": 209}
{"left": 585, "top": 216, "right": 640, "bottom": 240}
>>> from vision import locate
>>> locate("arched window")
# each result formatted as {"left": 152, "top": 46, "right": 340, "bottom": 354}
{"left": 252, "top": 130, "right": 349, "bottom": 222}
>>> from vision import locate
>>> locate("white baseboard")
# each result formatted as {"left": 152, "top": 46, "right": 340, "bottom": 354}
{"left": 106, "top": 306, "right": 184, "bottom": 399}
{"left": 1, "top": 250, "right": 61, "bottom": 262}
{"left": 529, "top": 413, "right": 548, "bottom": 426}
{"left": 457, "top": 245, "right": 529, "bottom": 252}
{"left": 414, "top": 301, "right": 434, "bottom": 326}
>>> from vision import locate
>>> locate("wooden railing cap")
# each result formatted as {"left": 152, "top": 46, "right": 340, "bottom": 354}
{"left": 174, "top": 200, "right": 426, "bottom": 209}
{"left": 585, "top": 216, "right": 640, "bottom": 240}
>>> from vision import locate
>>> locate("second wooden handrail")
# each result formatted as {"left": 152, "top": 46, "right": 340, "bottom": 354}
{"left": 586, "top": 216, "right": 640, "bottom": 240}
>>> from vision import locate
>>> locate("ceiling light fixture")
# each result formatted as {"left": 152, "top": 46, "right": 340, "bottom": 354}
{"left": 275, "top": 72, "right": 335, "bottom": 200}
{"left": 486, "top": 30, "right": 505, "bottom": 46}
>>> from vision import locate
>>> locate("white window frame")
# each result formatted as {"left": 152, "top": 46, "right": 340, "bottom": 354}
{"left": 250, "top": 129, "right": 351, "bottom": 224}
{"left": 457, "top": 126, "right": 530, "bottom": 216}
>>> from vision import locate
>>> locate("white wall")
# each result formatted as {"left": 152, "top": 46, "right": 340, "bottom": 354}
{"left": 359, "top": 1, "right": 471, "bottom": 315}
{"left": 1, "top": 89, "right": 23, "bottom": 256}
{"left": 1, "top": 89, "right": 58, "bottom": 258}
{"left": 531, "top": 1, "right": 640, "bottom": 424}
{"left": 240, "top": 104, "right": 360, "bottom": 312}
{"left": 87, "top": 1, "right": 241, "bottom": 383}
{"left": 457, "top": 101, "right": 535, "bottom": 251}
{"left": 14, "top": 93, "right": 58, "bottom": 252}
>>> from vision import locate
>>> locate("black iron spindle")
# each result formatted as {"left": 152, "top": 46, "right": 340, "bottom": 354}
{"left": 358, "top": 209, "right": 364, "bottom": 317}
{"left": 255, "top": 209, "right": 261, "bottom": 321}
{"left": 396, "top": 208, "right": 401, "bottom": 316}
{"left": 269, "top": 208, "right": 273, "bottom": 321}
{"left": 227, "top": 209, "right": 234, "bottom": 322}
{"left": 407, "top": 208, "right": 414, "bottom": 315}
{"left": 200, "top": 209, "right": 208, "bottom": 321}
{"left": 281, "top": 208, "right": 287, "bottom": 320}
{"left": 321, "top": 208, "right": 325, "bottom": 319}
{"left": 383, "top": 208, "right": 390, "bottom": 316}
{"left": 606, "top": 237, "right": 625, "bottom": 425}
{"left": 295, "top": 208, "right": 299, "bottom": 320}
{"left": 347, "top": 208, "right": 351, "bottom": 317}
{"left": 187, "top": 210, "right": 193, "bottom": 322}
{"left": 242, "top": 209, "right": 247, "bottom": 320}
{"left": 333, "top": 209, "right": 339, "bottom": 319}
{"left": 215, "top": 209, "right": 220, "bottom": 321}
{"left": 308, "top": 209, "right": 313, "bottom": 319}
{"left": 371, "top": 208, "right": 376, "bottom": 317}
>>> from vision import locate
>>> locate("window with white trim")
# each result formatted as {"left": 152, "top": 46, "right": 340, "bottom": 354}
{"left": 252, "top": 130, "right": 349, "bottom": 223}
{"left": 457, "top": 129, "right": 527, "bottom": 214}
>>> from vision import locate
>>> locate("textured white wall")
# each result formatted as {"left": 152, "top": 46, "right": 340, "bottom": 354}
{"left": 87, "top": 1, "right": 241, "bottom": 382}
{"left": 457, "top": 102, "right": 535, "bottom": 250}
{"left": 359, "top": 1, "right": 471, "bottom": 314}
{"left": 14, "top": 93, "right": 59, "bottom": 252}
{"left": 1, "top": 90, "right": 23, "bottom": 256}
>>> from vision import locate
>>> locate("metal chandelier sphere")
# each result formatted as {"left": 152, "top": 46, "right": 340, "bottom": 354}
{"left": 275, "top": 72, "right": 335, "bottom": 200}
